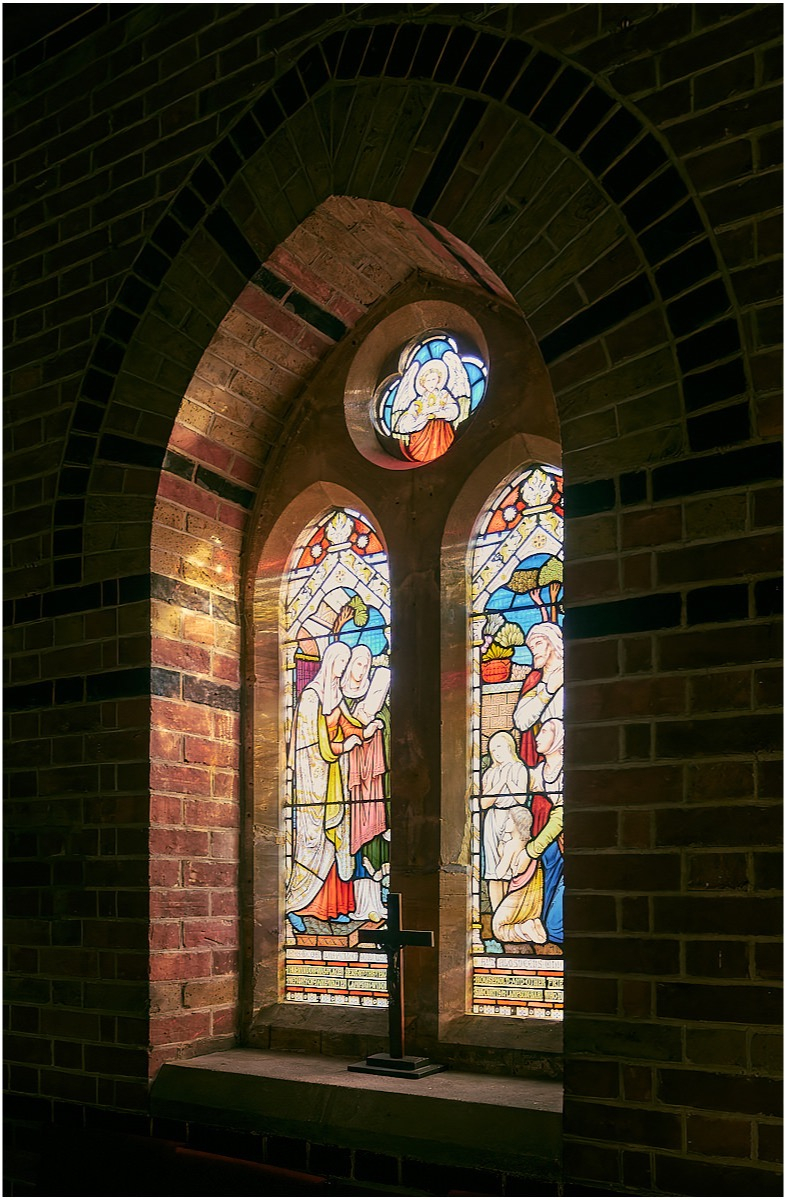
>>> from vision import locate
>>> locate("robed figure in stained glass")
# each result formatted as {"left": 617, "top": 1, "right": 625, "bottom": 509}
{"left": 469, "top": 464, "right": 565, "bottom": 1019}
{"left": 490, "top": 718, "right": 564, "bottom": 950}
{"left": 341, "top": 647, "right": 391, "bottom": 923}
{"left": 282, "top": 506, "right": 392, "bottom": 1007}
{"left": 512, "top": 623, "right": 564, "bottom": 768}
{"left": 373, "top": 332, "right": 488, "bottom": 465}
{"left": 285, "top": 642, "right": 361, "bottom": 931}
{"left": 511, "top": 624, "right": 564, "bottom": 950}
{"left": 480, "top": 731, "right": 531, "bottom": 914}
{"left": 390, "top": 355, "right": 470, "bottom": 463}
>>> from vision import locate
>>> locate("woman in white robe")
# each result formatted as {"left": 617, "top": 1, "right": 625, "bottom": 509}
{"left": 285, "top": 642, "right": 361, "bottom": 932}
{"left": 480, "top": 731, "right": 530, "bottom": 913}
{"left": 490, "top": 802, "right": 547, "bottom": 948}
{"left": 492, "top": 718, "right": 564, "bottom": 949}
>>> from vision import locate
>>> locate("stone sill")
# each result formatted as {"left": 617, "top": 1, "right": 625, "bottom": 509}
{"left": 250, "top": 1001, "right": 563, "bottom": 1055}
{"left": 151, "top": 1048, "right": 563, "bottom": 1179}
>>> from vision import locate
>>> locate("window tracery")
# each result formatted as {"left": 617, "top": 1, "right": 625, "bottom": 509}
{"left": 252, "top": 278, "right": 563, "bottom": 1061}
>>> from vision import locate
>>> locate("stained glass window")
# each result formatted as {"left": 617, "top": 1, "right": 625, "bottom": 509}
{"left": 372, "top": 331, "right": 488, "bottom": 464}
{"left": 281, "top": 507, "right": 391, "bottom": 1007}
{"left": 468, "top": 465, "right": 565, "bottom": 1020}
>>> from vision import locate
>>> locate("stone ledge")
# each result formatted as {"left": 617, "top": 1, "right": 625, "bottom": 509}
{"left": 151, "top": 1049, "right": 563, "bottom": 1179}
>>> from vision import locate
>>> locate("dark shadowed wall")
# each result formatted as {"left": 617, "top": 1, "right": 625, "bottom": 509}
{"left": 4, "top": 4, "right": 782, "bottom": 1196}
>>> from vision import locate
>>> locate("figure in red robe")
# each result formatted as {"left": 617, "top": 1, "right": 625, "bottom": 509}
{"left": 512, "top": 623, "right": 564, "bottom": 837}
{"left": 392, "top": 358, "right": 470, "bottom": 464}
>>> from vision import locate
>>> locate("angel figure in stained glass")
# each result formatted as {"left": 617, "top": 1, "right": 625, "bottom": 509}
{"left": 390, "top": 353, "right": 471, "bottom": 464}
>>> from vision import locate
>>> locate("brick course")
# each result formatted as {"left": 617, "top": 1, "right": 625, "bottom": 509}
{"left": 4, "top": 4, "right": 782, "bottom": 1197}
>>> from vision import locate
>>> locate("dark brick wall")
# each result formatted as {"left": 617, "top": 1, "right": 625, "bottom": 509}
{"left": 4, "top": 4, "right": 782, "bottom": 1197}
{"left": 34, "top": 1119, "right": 556, "bottom": 1197}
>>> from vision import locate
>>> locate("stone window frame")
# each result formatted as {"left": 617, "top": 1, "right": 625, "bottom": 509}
{"left": 440, "top": 436, "right": 563, "bottom": 1057}
{"left": 245, "top": 276, "right": 563, "bottom": 1068}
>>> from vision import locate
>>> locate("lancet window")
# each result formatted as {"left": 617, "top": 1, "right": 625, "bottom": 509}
{"left": 468, "top": 464, "right": 565, "bottom": 1020}
{"left": 256, "top": 283, "right": 563, "bottom": 1052}
{"left": 281, "top": 506, "right": 391, "bottom": 1008}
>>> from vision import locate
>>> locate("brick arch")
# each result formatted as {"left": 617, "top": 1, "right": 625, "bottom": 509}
{"left": 147, "top": 202, "right": 539, "bottom": 1062}
{"left": 150, "top": 195, "right": 516, "bottom": 614}
{"left": 40, "top": 44, "right": 772, "bottom": 1067}
{"left": 53, "top": 20, "right": 748, "bottom": 588}
{"left": 3, "top": 8, "right": 780, "bottom": 1195}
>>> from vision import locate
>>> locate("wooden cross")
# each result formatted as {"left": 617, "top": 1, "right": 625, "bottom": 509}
{"left": 349, "top": 893, "right": 443, "bottom": 1078}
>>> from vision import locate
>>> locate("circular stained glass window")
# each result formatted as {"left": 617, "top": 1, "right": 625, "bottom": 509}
{"left": 371, "top": 330, "right": 488, "bottom": 465}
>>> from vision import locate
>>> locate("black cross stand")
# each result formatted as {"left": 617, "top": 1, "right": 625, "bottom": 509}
{"left": 348, "top": 893, "right": 444, "bottom": 1079}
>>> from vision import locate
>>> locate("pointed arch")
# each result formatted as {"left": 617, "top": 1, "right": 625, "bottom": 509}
{"left": 440, "top": 433, "right": 564, "bottom": 1056}
{"left": 278, "top": 502, "right": 392, "bottom": 1006}
{"left": 467, "top": 462, "right": 565, "bottom": 1016}
{"left": 249, "top": 481, "right": 393, "bottom": 1043}
{"left": 52, "top": 19, "right": 746, "bottom": 598}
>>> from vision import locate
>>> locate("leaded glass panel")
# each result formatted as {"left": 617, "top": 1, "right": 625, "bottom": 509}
{"left": 281, "top": 507, "right": 391, "bottom": 1007}
{"left": 468, "top": 465, "right": 564, "bottom": 1020}
{"left": 372, "top": 330, "right": 487, "bottom": 464}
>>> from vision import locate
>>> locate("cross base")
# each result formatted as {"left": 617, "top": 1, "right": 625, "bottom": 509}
{"left": 348, "top": 1052, "right": 444, "bottom": 1079}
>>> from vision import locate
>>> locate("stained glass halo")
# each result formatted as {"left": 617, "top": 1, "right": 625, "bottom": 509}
{"left": 370, "top": 329, "right": 488, "bottom": 465}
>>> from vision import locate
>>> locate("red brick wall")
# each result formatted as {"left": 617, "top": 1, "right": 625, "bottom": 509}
{"left": 4, "top": 6, "right": 782, "bottom": 1196}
